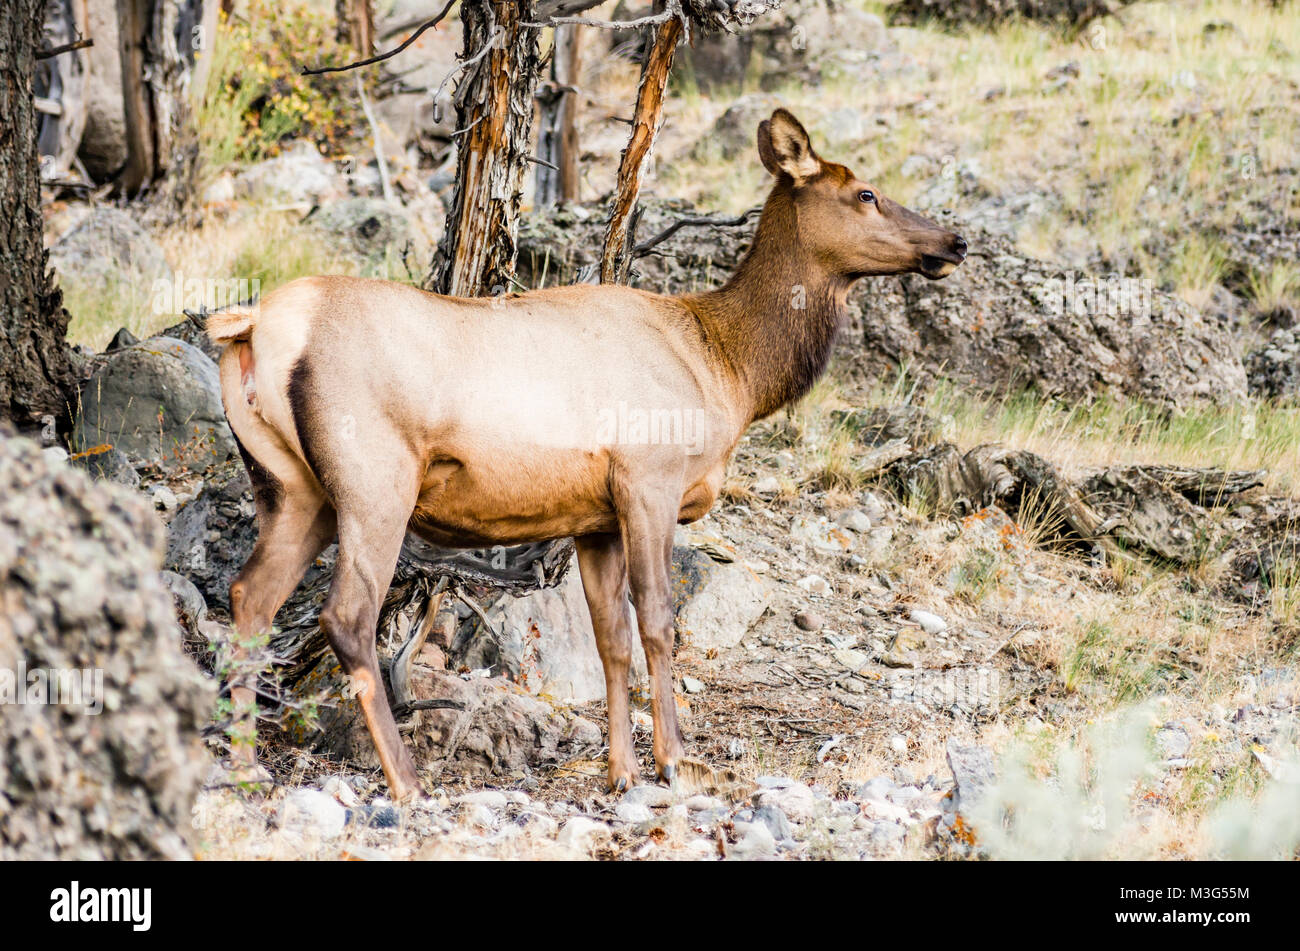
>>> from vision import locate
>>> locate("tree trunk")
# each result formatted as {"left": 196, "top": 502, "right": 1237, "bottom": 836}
{"left": 0, "top": 0, "right": 76, "bottom": 436}
{"left": 115, "top": 0, "right": 216, "bottom": 198}
{"left": 599, "top": 14, "right": 681, "bottom": 284}
{"left": 533, "top": 23, "right": 582, "bottom": 207}
{"left": 35, "top": 0, "right": 91, "bottom": 181}
{"left": 428, "top": 0, "right": 540, "bottom": 297}
{"left": 334, "top": 0, "right": 373, "bottom": 56}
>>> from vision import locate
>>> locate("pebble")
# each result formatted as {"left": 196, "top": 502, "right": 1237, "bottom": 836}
{"left": 454, "top": 790, "right": 507, "bottom": 810}
{"left": 752, "top": 804, "right": 794, "bottom": 843}
{"left": 836, "top": 509, "right": 873, "bottom": 533}
{"left": 557, "top": 816, "right": 611, "bottom": 851}
{"left": 623, "top": 784, "right": 674, "bottom": 808}
{"left": 728, "top": 821, "right": 776, "bottom": 859}
{"left": 681, "top": 675, "right": 706, "bottom": 694}
{"left": 614, "top": 801, "right": 654, "bottom": 824}
{"left": 910, "top": 609, "right": 947, "bottom": 635}
{"left": 753, "top": 475, "right": 781, "bottom": 495}
{"left": 794, "top": 610, "right": 825, "bottom": 631}
{"left": 150, "top": 484, "right": 178, "bottom": 512}
{"left": 277, "top": 788, "right": 346, "bottom": 840}
{"left": 319, "top": 776, "right": 359, "bottom": 808}
{"left": 833, "top": 648, "right": 869, "bottom": 672}
{"left": 796, "top": 574, "right": 832, "bottom": 596}
{"left": 889, "top": 734, "right": 908, "bottom": 755}
{"left": 754, "top": 782, "right": 819, "bottom": 822}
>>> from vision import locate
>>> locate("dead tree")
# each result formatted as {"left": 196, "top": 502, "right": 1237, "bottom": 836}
{"left": 335, "top": 0, "right": 374, "bottom": 56}
{"left": 0, "top": 0, "right": 77, "bottom": 435}
{"left": 533, "top": 23, "right": 582, "bottom": 206}
{"left": 428, "top": 0, "right": 541, "bottom": 297}
{"left": 35, "top": 0, "right": 91, "bottom": 182}
{"left": 115, "top": 0, "right": 219, "bottom": 197}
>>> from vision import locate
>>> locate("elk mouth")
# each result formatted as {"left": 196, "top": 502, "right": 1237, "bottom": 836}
{"left": 918, "top": 234, "right": 968, "bottom": 279}
{"left": 917, "top": 253, "right": 963, "bottom": 279}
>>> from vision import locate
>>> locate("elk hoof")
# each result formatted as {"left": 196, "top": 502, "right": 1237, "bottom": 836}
{"left": 660, "top": 763, "right": 676, "bottom": 784}
{"left": 613, "top": 776, "right": 628, "bottom": 793}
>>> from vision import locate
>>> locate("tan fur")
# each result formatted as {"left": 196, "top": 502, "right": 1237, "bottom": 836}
{"left": 213, "top": 110, "right": 967, "bottom": 799}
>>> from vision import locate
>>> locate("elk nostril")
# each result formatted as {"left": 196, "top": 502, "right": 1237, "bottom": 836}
{"left": 953, "top": 235, "right": 968, "bottom": 257}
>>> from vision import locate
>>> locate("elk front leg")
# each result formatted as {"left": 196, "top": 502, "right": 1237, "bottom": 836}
{"left": 616, "top": 491, "right": 685, "bottom": 783}
{"left": 320, "top": 505, "right": 423, "bottom": 802}
{"left": 575, "top": 532, "right": 638, "bottom": 792}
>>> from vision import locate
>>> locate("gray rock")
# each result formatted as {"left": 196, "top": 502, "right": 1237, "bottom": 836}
{"left": 752, "top": 803, "right": 794, "bottom": 842}
{"left": 49, "top": 206, "right": 169, "bottom": 290}
{"left": 836, "top": 509, "right": 873, "bottom": 533}
{"left": 470, "top": 556, "right": 648, "bottom": 703}
{"left": 234, "top": 140, "right": 341, "bottom": 204}
{"left": 672, "top": 546, "right": 771, "bottom": 650}
{"left": 277, "top": 788, "right": 348, "bottom": 839}
{"left": 945, "top": 739, "right": 997, "bottom": 824}
{"left": 0, "top": 434, "right": 214, "bottom": 860}
{"left": 1155, "top": 724, "right": 1191, "bottom": 761}
{"left": 910, "top": 609, "right": 947, "bottom": 635}
{"left": 614, "top": 801, "right": 653, "bottom": 824}
{"left": 624, "top": 784, "right": 675, "bottom": 809}
{"left": 728, "top": 820, "right": 777, "bottom": 859}
{"left": 73, "top": 336, "right": 237, "bottom": 469}
{"left": 556, "top": 816, "right": 611, "bottom": 852}
{"left": 857, "top": 222, "right": 1248, "bottom": 407}
{"left": 309, "top": 198, "right": 412, "bottom": 264}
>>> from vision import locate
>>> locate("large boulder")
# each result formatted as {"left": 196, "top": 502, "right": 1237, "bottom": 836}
{"left": 49, "top": 206, "right": 169, "bottom": 290}
{"left": 0, "top": 433, "right": 213, "bottom": 859}
{"left": 73, "top": 335, "right": 238, "bottom": 470}
{"left": 855, "top": 222, "right": 1248, "bottom": 407}
{"left": 1246, "top": 327, "right": 1300, "bottom": 400}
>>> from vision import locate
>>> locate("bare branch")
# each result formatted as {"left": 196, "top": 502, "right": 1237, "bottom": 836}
{"left": 36, "top": 37, "right": 93, "bottom": 59}
{"left": 631, "top": 208, "right": 760, "bottom": 259}
{"left": 300, "top": 0, "right": 456, "bottom": 76}
{"left": 431, "top": 28, "right": 503, "bottom": 124}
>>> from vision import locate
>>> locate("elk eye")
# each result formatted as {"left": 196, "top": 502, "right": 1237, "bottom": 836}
{"left": 858, "top": 190, "right": 876, "bottom": 204}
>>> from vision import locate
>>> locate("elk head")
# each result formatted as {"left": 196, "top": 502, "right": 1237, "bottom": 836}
{"left": 757, "top": 109, "right": 967, "bottom": 280}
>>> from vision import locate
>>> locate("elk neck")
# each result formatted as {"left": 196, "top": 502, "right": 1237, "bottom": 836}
{"left": 684, "top": 184, "right": 852, "bottom": 424}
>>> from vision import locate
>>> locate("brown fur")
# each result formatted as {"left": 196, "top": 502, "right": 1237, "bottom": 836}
{"left": 213, "top": 109, "right": 966, "bottom": 799}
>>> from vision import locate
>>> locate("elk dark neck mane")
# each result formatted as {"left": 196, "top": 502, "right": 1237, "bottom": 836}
{"left": 685, "top": 184, "right": 851, "bottom": 423}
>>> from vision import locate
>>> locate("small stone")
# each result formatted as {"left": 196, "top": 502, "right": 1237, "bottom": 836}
{"left": 834, "top": 648, "right": 869, "bottom": 673}
{"left": 277, "top": 788, "right": 347, "bottom": 840}
{"left": 794, "top": 610, "right": 825, "bottom": 631}
{"left": 753, "top": 475, "right": 781, "bottom": 495}
{"left": 454, "top": 790, "right": 508, "bottom": 811}
{"left": 728, "top": 820, "right": 776, "bottom": 859}
{"left": 557, "top": 816, "right": 611, "bottom": 851}
{"left": 836, "top": 509, "right": 872, "bottom": 533}
{"left": 890, "top": 734, "right": 908, "bottom": 755}
{"left": 796, "top": 574, "right": 832, "bottom": 596}
{"left": 463, "top": 805, "right": 496, "bottom": 829}
{"left": 623, "top": 784, "right": 674, "bottom": 808}
{"left": 320, "top": 776, "right": 359, "bottom": 808}
{"left": 754, "top": 782, "right": 819, "bottom": 822}
{"left": 151, "top": 484, "right": 178, "bottom": 512}
{"left": 910, "top": 609, "right": 947, "bottom": 635}
{"left": 752, "top": 804, "right": 794, "bottom": 842}
{"left": 681, "top": 675, "right": 706, "bottom": 694}
{"left": 614, "top": 801, "right": 653, "bottom": 824}
{"left": 879, "top": 651, "right": 916, "bottom": 669}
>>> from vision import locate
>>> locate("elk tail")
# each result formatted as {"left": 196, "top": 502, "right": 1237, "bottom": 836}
{"left": 191, "top": 298, "right": 261, "bottom": 346}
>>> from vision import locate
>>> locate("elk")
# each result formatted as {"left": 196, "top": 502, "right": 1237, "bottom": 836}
{"left": 209, "top": 109, "right": 966, "bottom": 801}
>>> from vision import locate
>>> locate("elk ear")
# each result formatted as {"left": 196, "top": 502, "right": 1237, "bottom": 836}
{"left": 757, "top": 109, "right": 821, "bottom": 186}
